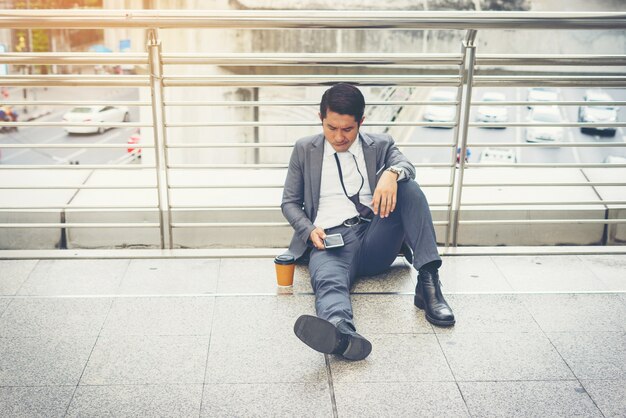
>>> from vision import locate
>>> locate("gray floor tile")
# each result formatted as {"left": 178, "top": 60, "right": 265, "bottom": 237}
{"left": 18, "top": 260, "right": 129, "bottom": 296}
{"left": 101, "top": 296, "right": 214, "bottom": 336}
{"left": 0, "top": 298, "right": 10, "bottom": 317}
{"left": 580, "top": 255, "right": 626, "bottom": 291}
{"left": 330, "top": 334, "right": 454, "bottom": 383}
{"left": 435, "top": 294, "right": 541, "bottom": 334}
{"left": 521, "top": 293, "right": 626, "bottom": 332}
{"left": 211, "top": 295, "right": 315, "bottom": 338}
{"left": 459, "top": 381, "right": 602, "bottom": 418}
{"left": 67, "top": 384, "right": 203, "bottom": 417}
{"left": 439, "top": 332, "right": 574, "bottom": 381}
{"left": 439, "top": 256, "right": 513, "bottom": 293}
{"left": 334, "top": 382, "right": 469, "bottom": 417}
{"left": 581, "top": 379, "right": 626, "bottom": 418}
{"left": 352, "top": 260, "right": 415, "bottom": 293}
{"left": 548, "top": 332, "right": 626, "bottom": 379}
{"left": 217, "top": 259, "right": 312, "bottom": 294}
{"left": 0, "top": 386, "right": 75, "bottom": 418}
{"left": 200, "top": 383, "right": 332, "bottom": 417}
{"left": 80, "top": 335, "right": 210, "bottom": 385}
{"left": 0, "top": 297, "right": 112, "bottom": 337}
{"left": 0, "top": 336, "right": 97, "bottom": 385}
{"left": 118, "top": 259, "right": 219, "bottom": 295}
{"left": 491, "top": 256, "right": 608, "bottom": 292}
{"left": 0, "top": 260, "right": 37, "bottom": 296}
{"left": 351, "top": 294, "right": 433, "bottom": 334}
{"left": 205, "top": 332, "right": 327, "bottom": 384}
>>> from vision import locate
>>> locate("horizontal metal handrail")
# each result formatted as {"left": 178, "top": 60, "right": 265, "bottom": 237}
{"left": 468, "top": 142, "right": 626, "bottom": 148}
{"left": 163, "top": 182, "right": 452, "bottom": 188}
{"left": 469, "top": 122, "right": 626, "bottom": 127}
{"left": 3, "top": 10, "right": 625, "bottom": 30}
{"left": 168, "top": 220, "right": 450, "bottom": 228}
{"left": 0, "top": 165, "right": 156, "bottom": 170}
{"left": 0, "top": 185, "right": 156, "bottom": 189}
{"left": 474, "top": 75, "right": 626, "bottom": 87}
{"left": 463, "top": 182, "right": 626, "bottom": 187}
{"left": 164, "top": 121, "right": 457, "bottom": 127}
{"left": 0, "top": 144, "right": 155, "bottom": 149}
{"left": 0, "top": 75, "right": 150, "bottom": 86}
{"left": 0, "top": 122, "right": 149, "bottom": 128}
{"left": 0, "top": 52, "right": 148, "bottom": 64}
{"left": 459, "top": 219, "right": 626, "bottom": 225}
{"left": 466, "top": 163, "right": 626, "bottom": 168}
{"left": 471, "top": 101, "right": 626, "bottom": 106}
{"left": 0, "top": 206, "right": 159, "bottom": 210}
{"left": 166, "top": 163, "right": 456, "bottom": 169}
{"left": 162, "top": 74, "right": 461, "bottom": 87}
{"left": 461, "top": 200, "right": 626, "bottom": 206}
{"left": 163, "top": 100, "right": 456, "bottom": 106}
{"left": 0, "top": 222, "right": 160, "bottom": 228}
{"left": 476, "top": 54, "right": 626, "bottom": 66}
{"left": 161, "top": 53, "right": 464, "bottom": 65}
{"left": 0, "top": 101, "right": 152, "bottom": 107}
{"left": 165, "top": 142, "right": 456, "bottom": 148}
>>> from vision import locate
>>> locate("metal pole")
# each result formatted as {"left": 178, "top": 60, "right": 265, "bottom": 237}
{"left": 447, "top": 29, "right": 477, "bottom": 247}
{"left": 147, "top": 28, "right": 173, "bottom": 249}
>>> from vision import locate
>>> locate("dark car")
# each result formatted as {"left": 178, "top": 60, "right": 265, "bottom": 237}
{"left": 578, "top": 90, "right": 618, "bottom": 137}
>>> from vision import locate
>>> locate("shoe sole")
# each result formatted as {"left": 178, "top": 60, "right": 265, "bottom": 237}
{"left": 294, "top": 315, "right": 372, "bottom": 361}
{"left": 414, "top": 295, "right": 456, "bottom": 327}
{"left": 294, "top": 315, "right": 342, "bottom": 355}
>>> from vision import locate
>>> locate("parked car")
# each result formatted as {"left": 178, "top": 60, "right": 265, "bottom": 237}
{"left": 525, "top": 106, "right": 564, "bottom": 143}
{"left": 62, "top": 105, "right": 129, "bottom": 134}
{"left": 578, "top": 90, "right": 618, "bottom": 137}
{"left": 479, "top": 148, "right": 517, "bottom": 164}
{"left": 475, "top": 92, "right": 508, "bottom": 127}
{"left": 423, "top": 89, "right": 456, "bottom": 127}
{"left": 527, "top": 87, "right": 559, "bottom": 108}
{"left": 604, "top": 155, "right": 626, "bottom": 164}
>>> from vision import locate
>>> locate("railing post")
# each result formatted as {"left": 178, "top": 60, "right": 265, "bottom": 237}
{"left": 147, "top": 28, "right": 173, "bottom": 249}
{"left": 447, "top": 29, "right": 477, "bottom": 247}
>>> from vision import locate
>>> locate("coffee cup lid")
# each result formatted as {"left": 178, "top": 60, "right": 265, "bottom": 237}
{"left": 274, "top": 254, "right": 295, "bottom": 265}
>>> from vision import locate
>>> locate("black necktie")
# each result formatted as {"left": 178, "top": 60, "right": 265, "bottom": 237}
{"left": 334, "top": 153, "right": 374, "bottom": 219}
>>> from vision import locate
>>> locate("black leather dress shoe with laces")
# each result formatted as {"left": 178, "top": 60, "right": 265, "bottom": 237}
{"left": 414, "top": 270, "right": 455, "bottom": 327}
{"left": 293, "top": 315, "right": 372, "bottom": 361}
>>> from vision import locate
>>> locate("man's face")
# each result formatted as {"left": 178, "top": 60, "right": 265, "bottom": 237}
{"left": 320, "top": 110, "right": 364, "bottom": 153}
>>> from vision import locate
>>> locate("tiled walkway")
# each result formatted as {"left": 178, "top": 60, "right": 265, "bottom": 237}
{"left": 0, "top": 254, "right": 625, "bottom": 417}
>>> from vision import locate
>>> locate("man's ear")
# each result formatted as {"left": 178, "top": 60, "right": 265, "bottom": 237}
{"left": 318, "top": 112, "right": 323, "bottom": 123}
{"left": 359, "top": 116, "right": 365, "bottom": 126}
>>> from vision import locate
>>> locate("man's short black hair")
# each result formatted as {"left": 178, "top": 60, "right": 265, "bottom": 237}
{"left": 319, "top": 83, "right": 366, "bottom": 124}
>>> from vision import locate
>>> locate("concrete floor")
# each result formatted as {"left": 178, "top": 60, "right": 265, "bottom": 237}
{"left": 0, "top": 253, "right": 625, "bottom": 417}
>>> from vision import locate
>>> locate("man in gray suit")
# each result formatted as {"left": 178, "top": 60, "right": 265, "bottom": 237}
{"left": 282, "top": 83, "right": 454, "bottom": 361}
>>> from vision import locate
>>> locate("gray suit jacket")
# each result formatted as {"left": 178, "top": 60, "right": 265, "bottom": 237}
{"left": 281, "top": 131, "right": 416, "bottom": 260}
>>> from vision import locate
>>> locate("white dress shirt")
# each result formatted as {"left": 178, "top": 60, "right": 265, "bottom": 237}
{"left": 313, "top": 136, "right": 373, "bottom": 229}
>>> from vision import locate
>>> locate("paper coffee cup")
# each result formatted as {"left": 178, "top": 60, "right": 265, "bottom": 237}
{"left": 274, "top": 254, "right": 296, "bottom": 287}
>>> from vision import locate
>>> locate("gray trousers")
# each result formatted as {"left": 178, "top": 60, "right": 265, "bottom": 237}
{"left": 308, "top": 180, "right": 441, "bottom": 326}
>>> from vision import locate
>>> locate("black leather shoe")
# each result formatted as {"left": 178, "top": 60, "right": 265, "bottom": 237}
{"left": 414, "top": 270, "right": 455, "bottom": 327}
{"left": 293, "top": 315, "right": 372, "bottom": 361}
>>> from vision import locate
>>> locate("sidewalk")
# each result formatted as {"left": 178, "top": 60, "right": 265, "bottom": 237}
{"left": 0, "top": 252, "right": 625, "bottom": 417}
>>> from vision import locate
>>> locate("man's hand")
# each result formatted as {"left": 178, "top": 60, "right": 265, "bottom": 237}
{"left": 371, "top": 170, "right": 398, "bottom": 218}
{"left": 309, "top": 227, "right": 327, "bottom": 250}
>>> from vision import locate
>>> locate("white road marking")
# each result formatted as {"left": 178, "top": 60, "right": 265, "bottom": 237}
{"left": 1, "top": 131, "right": 69, "bottom": 163}
{"left": 56, "top": 128, "right": 132, "bottom": 164}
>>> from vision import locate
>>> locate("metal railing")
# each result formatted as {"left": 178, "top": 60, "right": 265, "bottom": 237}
{"left": 1, "top": 10, "right": 625, "bottom": 250}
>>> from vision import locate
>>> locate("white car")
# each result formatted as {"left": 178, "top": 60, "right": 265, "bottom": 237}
{"left": 525, "top": 106, "right": 564, "bottom": 143}
{"left": 479, "top": 148, "right": 517, "bottom": 164}
{"left": 423, "top": 89, "right": 456, "bottom": 127}
{"left": 578, "top": 90, "right": 618, "bottom": 137}
{"left": 475, "top": 92, "right": 508, "bottom": 127}
{"left": 63, "top": 106, "right": 130, "bottom": 134}
{"left": 604, "top": 155, "right": 626, "bottom": 164}
{"left": 527, "top": 87, "right": 559, "bottom": 108}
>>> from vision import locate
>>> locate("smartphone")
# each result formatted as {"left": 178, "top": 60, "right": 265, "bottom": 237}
{"left": 323, "top": 233, "right": 345, "bottom": 249}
